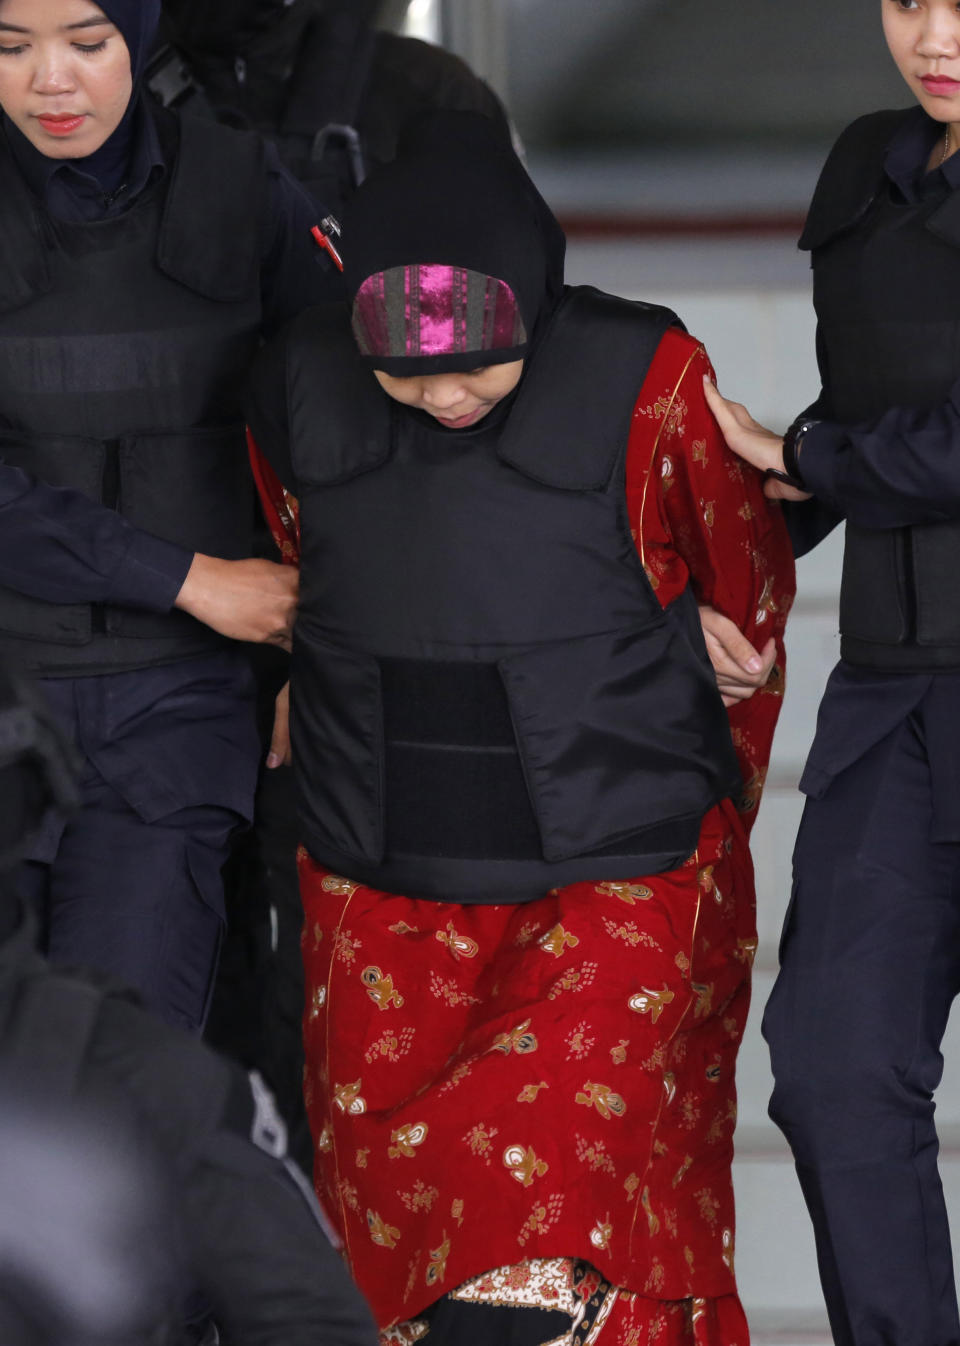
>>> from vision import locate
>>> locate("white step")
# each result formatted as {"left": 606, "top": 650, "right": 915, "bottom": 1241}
{"left": 735, "top": 1148, "right": 960, "bottom": 1324}
{"left": 748, "top": 1314, "right": 833, "bottom": 1346}
{"left": 751, "top": 787, "right": 802, "bottom": 960}
{"left": 735, "top": 1153, "right": 825, "bottom": 1322}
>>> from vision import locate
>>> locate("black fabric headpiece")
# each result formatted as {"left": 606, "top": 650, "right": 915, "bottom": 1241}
{"left": 341, "top": 110, "right": 567, "bottom": 375}
{"left": 62, "top": 0, "right": 161, "bottom": 191}
{"left": 97, "top": 0, "right": 162, "bottom": 83}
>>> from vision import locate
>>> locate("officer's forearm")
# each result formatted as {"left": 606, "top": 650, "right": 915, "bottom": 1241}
{"left": 0, "top": 463, "right": 191, "bottom": 610}
{"left": 800, "top": 392, "right": 960, "bottom": 528}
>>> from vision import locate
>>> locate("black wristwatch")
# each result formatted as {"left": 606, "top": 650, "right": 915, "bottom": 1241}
{"left": 765, "top": 416, "right": 818, "bottom": 489}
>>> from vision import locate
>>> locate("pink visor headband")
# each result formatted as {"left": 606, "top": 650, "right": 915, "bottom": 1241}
{"left": 351, "top": 264, "right": 528, "bottom": 373}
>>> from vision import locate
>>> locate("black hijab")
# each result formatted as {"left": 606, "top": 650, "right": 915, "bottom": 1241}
{"left": 342, "top": 111, "right": 567, "bottom": 376}
{"left": 74, "top": 0, "right": 161, "bottom": 194}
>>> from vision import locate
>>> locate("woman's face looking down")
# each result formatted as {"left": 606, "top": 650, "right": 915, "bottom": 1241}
{"left": 373, "top": 360, "right": 526, "bottom": 430}
{"left": 884, "top": 0, "right": 960, "bottom": 128}
{"left": 0, "top": 0, "right": 131, "bottom": 159}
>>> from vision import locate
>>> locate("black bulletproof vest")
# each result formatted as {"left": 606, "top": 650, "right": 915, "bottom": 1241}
{"left": 285, "top": 288, "right": 742, "bottom": 904}
{"left": 802, "top": 108, "right": 960, "bottom": 670}
{"left": 0, "top": 113, "right": 266, "bottom": 676}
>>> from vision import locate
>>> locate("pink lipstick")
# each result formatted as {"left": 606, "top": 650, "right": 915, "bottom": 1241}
{"left": 36, "top": 113, "right": 86, "bottom": 136}
{"left": 921, "top": 75, "right": 960, "bottom": 97}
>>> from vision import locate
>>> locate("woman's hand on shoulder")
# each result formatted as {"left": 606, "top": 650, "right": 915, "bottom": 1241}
{"left": 702, "top": 377, "right": 812, "bottom": 502}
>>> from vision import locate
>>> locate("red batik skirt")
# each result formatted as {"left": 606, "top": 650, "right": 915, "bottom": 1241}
{"left": 300, "top": 799, "right": 757, "bottom": 1339}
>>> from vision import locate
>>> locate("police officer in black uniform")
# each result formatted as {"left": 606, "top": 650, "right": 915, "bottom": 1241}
{"left": 0, "top": 663, "right": 378, "bottom": 1346}
{"left": 155, "top": 0, "right": 510, "bottom": 214}
{"left": 703, "top": 3, "right": 960, "bottom": 1339}
{"left": 0, "top": 0, "right": 339, "bottom": 1034}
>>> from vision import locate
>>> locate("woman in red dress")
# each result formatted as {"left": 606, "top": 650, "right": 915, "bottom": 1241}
{"left": 248, "top": 113, "right": 795, "bottom": 1345}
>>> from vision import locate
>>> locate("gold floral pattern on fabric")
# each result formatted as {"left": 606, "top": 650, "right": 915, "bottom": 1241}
{"left": 389, "top": 1123, "right": 429, "bottom": 1160}
{"left": 361, "top": 966, "right": 405, "bottom": 1011}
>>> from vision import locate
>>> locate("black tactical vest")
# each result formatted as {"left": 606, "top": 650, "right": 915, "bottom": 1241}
{"left": 802, "top": 108, "right": 960, "bottom": 670}
{"left": 0, "top": 113, "right": 266, "bottom": 675}
{"left": 283, "top": 288, "right": 742, "bottom": 904}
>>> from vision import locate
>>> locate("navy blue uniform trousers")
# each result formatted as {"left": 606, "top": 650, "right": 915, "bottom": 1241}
{"left": 17, "top": 653, "right": 259, "bottom": 1034}
{"left": 764, "top": 672, "right": 960, "bottom": 1346}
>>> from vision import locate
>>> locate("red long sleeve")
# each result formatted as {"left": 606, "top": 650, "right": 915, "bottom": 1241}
{"left": 625, "top": 327, "right": 796, "bottom": 830}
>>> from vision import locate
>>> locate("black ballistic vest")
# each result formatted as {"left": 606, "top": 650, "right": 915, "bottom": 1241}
{"left": 802, "top": 109, "right": 960, "bottom": 670}
{"left": 0, "top": 113, "right": 266, "bottom": 675}
{"left": 285, "top": 288, "right": 742, "bottom": 903}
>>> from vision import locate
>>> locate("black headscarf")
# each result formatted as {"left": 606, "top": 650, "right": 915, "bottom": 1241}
{"left": 99, "top": 0, "right": 163, "bottom": 83}
{"left": 342, "top": 111, "right": 567, "bottom": 376}
{"left": 76, "top": 0, "right": 162, "bottom": 193}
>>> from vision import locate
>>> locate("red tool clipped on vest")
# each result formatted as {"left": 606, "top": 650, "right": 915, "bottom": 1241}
{"left": 312, "top": 214, "right": 344, "bottom": 272}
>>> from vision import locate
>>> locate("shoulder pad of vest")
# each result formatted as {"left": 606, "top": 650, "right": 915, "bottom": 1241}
{"left": 799, "top": 108, "right": 913, "bottom": 253}
{"left": 285, "top": 303, "right": 393, "bottom": 486}
{"left": 0, "top": 134, "right": 53, "bottom": 313}
{"left": 157, "top": 115, "right": 267, "bottom": 302}
{"left": 498, "top": 286, "right": 680, "bottom": 491}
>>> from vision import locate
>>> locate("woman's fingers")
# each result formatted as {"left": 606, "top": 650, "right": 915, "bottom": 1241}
{"left": 700, "top": 605, "right": 763, "bottom": 674}
{"left": 699, "top": 608, "right": 777, "bottom": 704}
{"left": 267, "top": 682, "right": 292, "bottom": 769}
{"left": 702, "top": 376, "right": 784, "bottom": 472}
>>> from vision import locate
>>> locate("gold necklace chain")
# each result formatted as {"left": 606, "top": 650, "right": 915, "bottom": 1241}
{"left": 941, "top": 124, "right": 954, "bottom": 166}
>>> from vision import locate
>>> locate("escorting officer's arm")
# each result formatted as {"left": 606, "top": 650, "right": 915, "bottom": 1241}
{"left": 775, "top": 329, "right": 846, "bottom": 556}
{"left": 789, "top": 381, "right": 960, "bottom": 530}
{"left": 705, "top": 375, "right": 960, "bottom": 539}
{"left": 174, "top": 554, "right": 298, "bottom": 650}
{"left": 0, "top": 460, "right": 192, "bottom": 611}
{"left": 0, "top": 460, "right": 298, "bottom": 649}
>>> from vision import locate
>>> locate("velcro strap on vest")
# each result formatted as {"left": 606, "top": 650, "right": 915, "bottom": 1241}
{"left": 381, "top": 656, "right": 541, "bottom": 861}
